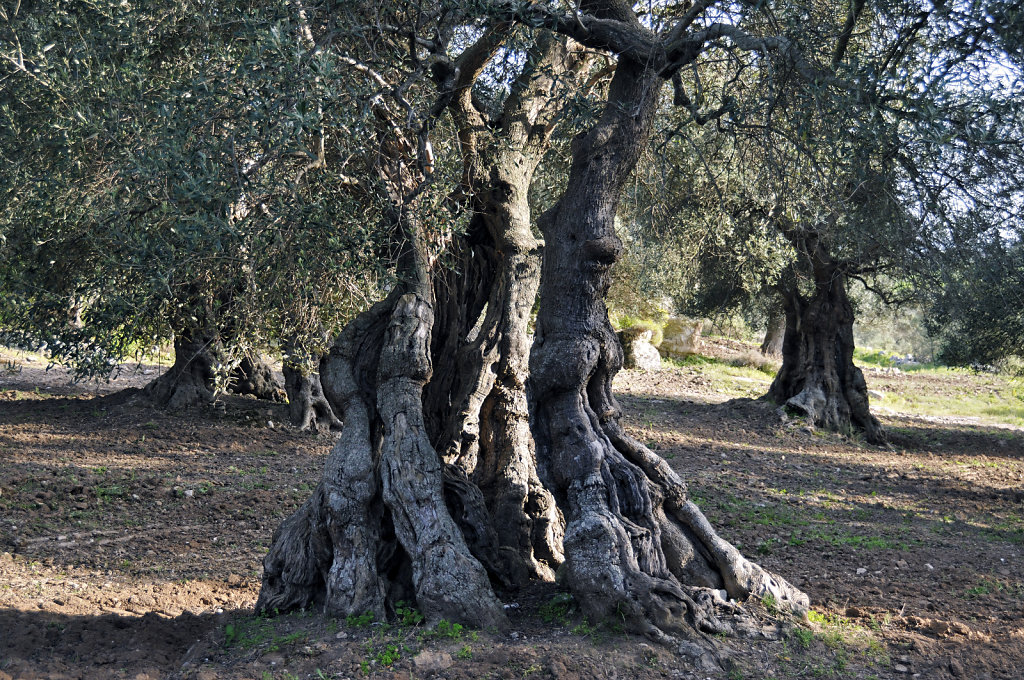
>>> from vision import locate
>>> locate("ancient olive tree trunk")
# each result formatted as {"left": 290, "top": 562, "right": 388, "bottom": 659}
{"left": 425, "top": 217, "right": 562, "bottom": 586}
{"left": 144, "top": 333, "right": 219, "bottom": 409}
{"left": 530, "top": 57, "right": 808, "bottom": 648}
{"left": 283, "top": 362, "right": 342, "bottom": 432}
{"left": 767, "top": 263, "right": 885, "bottom": 444}
{"left": 257, "top": 212, "right": 507, "bottom": 628}
{"left": 231, "top": 353, "right": 285, "bottom": 402}
{"left": 420, "top": 31, "right": 583, "bottom": 585}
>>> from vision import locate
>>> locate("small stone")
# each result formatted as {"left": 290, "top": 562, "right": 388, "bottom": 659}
{"left": 894, "top": 663, "right": 909, "bottom": 673}
{"left": 412, "top": 650, "right": 453, "bottom": 672}
{"left": 335, "top": 631, "right": 348, "bottom": 639}
{"left": 267, "top": 420, "right": 274, "bottom": 428}
{"left": 856, "top": 567, "right": 867, "bottom": 575}
{"left": 896, "top": 560, "right": 909, "bottom": 569}
{"left": 184, "top": 489, "right": 194, "bottom": 498}
{"left": 226, "top": 573, "right": 242, "bottom": 587}
{"left": 925, "top": 563, "right": 934, "bottom": 571}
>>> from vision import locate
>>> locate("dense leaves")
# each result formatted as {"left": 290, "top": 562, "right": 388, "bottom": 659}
{"left": 0, "top": 0, "right": 399, "bottom": 379}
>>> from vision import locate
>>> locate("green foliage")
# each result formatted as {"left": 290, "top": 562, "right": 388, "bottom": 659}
{"left": 927, "top": 234, "right": 1024, "bottom": 369}
{"left": 791, "top": 626, "right": 815, "bottom": 649}
{"left": 346, "top": 611, "right": 374, "bottom": 628}
{"left": 374, "top": 643, "right": 401, "bottom": 667}
{"left": 394, "top": 601, "right": 424, "bottom": 627}
{"left": 537, "top": 592, "right": 575, "bottom": 625}
{"left": 612, "top": 314, "right": 665, "bottom": 347}
{"left": 0, "top": 0, "right": 435, "bottom": 379}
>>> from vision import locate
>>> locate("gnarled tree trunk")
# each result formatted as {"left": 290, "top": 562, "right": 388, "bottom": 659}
{"left": 420, "top": 31, "right": 583, "bottom": 585}
{"left": 145, "top": 333, "right": 219, "bottom": 409}
{"left": 231, "top": 353, "right": 285, "bottom": 402}
{"left": 283, "top": 362, "right": 342, "bottom": 432}
{"left": 529, "top": 56, "right": 808, "bottom": 650}
{"left": 767, "top": 262, "right": 884, "bottom": 444}
{"left": 257, "top": 196, "right": 508, "bottom": 628}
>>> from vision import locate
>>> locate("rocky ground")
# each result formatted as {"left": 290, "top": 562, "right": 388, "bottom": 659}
{"left": 1, "top": 346, "right": 1021, "bottom": 680}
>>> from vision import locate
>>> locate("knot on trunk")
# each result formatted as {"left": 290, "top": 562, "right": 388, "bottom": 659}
{"left": 582, "top": 235, "right": 622, "bottom": 269}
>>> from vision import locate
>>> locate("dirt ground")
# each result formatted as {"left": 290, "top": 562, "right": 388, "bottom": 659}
{"left": 1, "top": 347, "right": 1022, "bottom": 680}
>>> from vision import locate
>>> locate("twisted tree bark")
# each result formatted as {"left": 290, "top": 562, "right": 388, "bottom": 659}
{"left": 529, "top": 56, "right": 808, "bottom": 650}
{"left": 258, "top": 211, "right": 508, "bottom": 627}
{"left": 768, "top": 260, "right": 885, "bottom": 444}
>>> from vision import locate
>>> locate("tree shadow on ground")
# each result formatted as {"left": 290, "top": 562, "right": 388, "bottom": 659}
{"left": 0, "top": 607, "right": 223, "bottom": 679}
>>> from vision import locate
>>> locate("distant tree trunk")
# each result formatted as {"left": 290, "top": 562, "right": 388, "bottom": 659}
{"left": 232, "top": 353, "right": 284, "bottom": 401}
{"left": 768, "top": 259, "right": 885, "bottom": 444}
{"left": 760, "top": 307, "right": 786, "bottom": 357}
{"left": 145, "top": 333, "right": 284, "bottom": 408}
{"left": 283, "top": 361, "right": 342, "bottom": 432}
{"left": 144, "top": 332, "right": 219, "bottom": 409}
{"left": 530, "top": 56, "right": 807, "bottom": 647}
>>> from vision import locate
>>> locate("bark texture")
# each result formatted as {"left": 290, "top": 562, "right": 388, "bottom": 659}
{"left": 529, "top": 56, "right": 808, "bottom": 649}
{"left": 421, "top": 32, "right": 584, "bottom": 585}
{"left": 257, "top": 282, "right": 507, "bottom": 628}
{"left": 768, "top": 264, "right": 885, "bottom": 444}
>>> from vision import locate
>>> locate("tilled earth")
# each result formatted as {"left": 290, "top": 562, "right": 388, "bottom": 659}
{"left": 1, "top": 350, "right": 1022, "bottom": 680}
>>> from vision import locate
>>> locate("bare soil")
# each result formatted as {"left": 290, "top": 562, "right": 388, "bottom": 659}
{"left": 1, "top": 347, "right": 1022, "bottom": 680}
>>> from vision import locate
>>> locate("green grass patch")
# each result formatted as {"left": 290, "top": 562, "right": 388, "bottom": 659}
{"left": 663, "top": 353, "right": 774, "bottom": 398}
